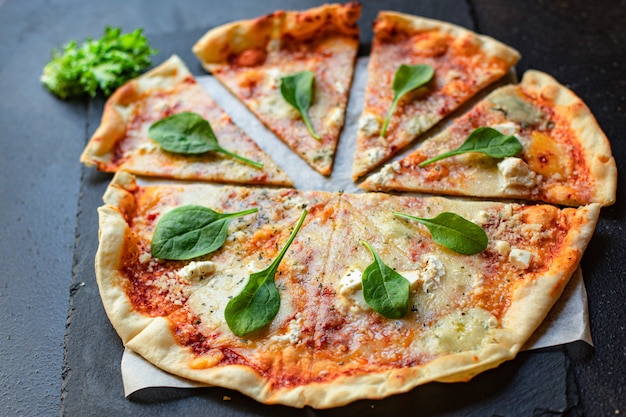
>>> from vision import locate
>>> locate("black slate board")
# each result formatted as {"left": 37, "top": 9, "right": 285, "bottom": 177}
{"left": 61, "top": 2, "right": 626, "bottom": 416}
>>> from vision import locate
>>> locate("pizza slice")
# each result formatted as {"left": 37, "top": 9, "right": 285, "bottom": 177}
{"left": 361, "top": 70, "right": 618, "bottom": 207}
{"left": 80, "top": 55, "right": 293, "bottom": 187}
{"left": 95, "top": 172, "right": 601, "bottom": 408}
{"left": 352, "top": 11, "right": 520, "bottom": 180}
{"left": 192, "top": 3, "right": 361, "bottom": 176}
{"left": 310, "top": 191, "right": 600, "bottom": 407}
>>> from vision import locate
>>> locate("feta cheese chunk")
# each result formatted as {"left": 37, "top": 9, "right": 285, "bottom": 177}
{"left": 177, "top": 261, "right": 216, "bottom": 281}
{"left": 509, "top": 248, "right": 532, "bottom": 269}
{"left": 498, "top": 157, "right": 537, "bottom": 192}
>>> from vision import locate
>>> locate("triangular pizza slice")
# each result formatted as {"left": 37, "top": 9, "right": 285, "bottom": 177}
{"left": 361, "top": 70, "right": 617, "bottom": 207}
{"left": 352, "top": 11, "right": 520, "bottom": 180}
{"left": 80, "top": 55, "right": 293, "bottom": 187}
{"left": 192, "top": 3, "right": 361, "bottom": 176}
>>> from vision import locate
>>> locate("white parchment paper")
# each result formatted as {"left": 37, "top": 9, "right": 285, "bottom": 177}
{"left": 120, "top": 58, "right": 593, "bottom": 396}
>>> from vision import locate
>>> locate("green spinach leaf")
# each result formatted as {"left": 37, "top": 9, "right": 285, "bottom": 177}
{"left": 381, "top": 64, "right": 434, "bottom": 137}
{"left": 151, "top": 205, "right": 258, "bottom": 260}
{"left": 393, "top": 211, "right": 488, "bottom": 255}
{"left": 148, "top": 112, "right": 264, "bottom": 168}
{"left": 361, "top": 241, "right": 410, "bottom": 319}
{"left": 225, "top": 209, "right": 308, "bottom": 337}
{"left": 418, "top": 126, "right": 523, "bottom": 167}
{"left": 280, "top": 71, "right": 321, "bottom": 140}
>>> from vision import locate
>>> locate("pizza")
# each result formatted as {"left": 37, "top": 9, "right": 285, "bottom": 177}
{"left": 95, "top": 171, "right": 600, "bottom": 408}
{"left": 80, "top": 54, "right": 293, "bottom": 187}
{"left": 352, "top": 11, "right": 520, "bottom": 180}
{"left": 78, "top": 4, "right": 618, "bottom": 410}
{"left": 360, "top": 70, "right": 618, "bottom": 207}
{"left": 192, "top": 2, "right": 361, "bottom": 176}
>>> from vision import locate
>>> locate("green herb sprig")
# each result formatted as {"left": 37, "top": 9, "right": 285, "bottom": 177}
{"left": 151, "top": 205, "right": 258, "bottom": 260}
{"left": 225, "top": 209, "right": 308, "bottom": 337}
{"left": 280, "top": 71, "right": 321, "bottom": 141}
{"left": 381, "top": 64, "right": 435, "bottom": 137}
{"left": 419, "top": 127, "right": 523, "bottom": 167}
{"left": 361, "top": 241, "right": 411, "bottom": 319}
{"left": 393, "top": 211, "right": 488, "bottom": 255}
{"left": 41, "top": 26, "right": 157, "bottom": 99}
{"left": 148, "top": 112, "right": 264, "bottom": 168}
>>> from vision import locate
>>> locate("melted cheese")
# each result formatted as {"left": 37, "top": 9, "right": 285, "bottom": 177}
{"left": 186, "top": 261, "right": 260, "bottom": 334}
{"left": 256, "top": 94, "right": 300, "bottom": 120}
{"left": 430, "top": 308, "right": 498, "bottom": 353}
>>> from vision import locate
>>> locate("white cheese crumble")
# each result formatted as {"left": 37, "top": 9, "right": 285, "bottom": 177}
{"left": 333, "top": 81, "right": 346, "bottom": 94}
{"left": 324, "top": 106, "right": 344, "bottom": 130}
{"left": 338, "top": 256, "right": 446, "bottom": 311}
{"left": 509, "top": 248, "right": 532, "bottom": 269}
{"left": 493, "top": 240, "right": 511, "bottom": 257}
{"left": 490, "top": 122, "right": 520, "bottom": 137}
{"left": 473, "top": 210, "right": 490, "bottom": 225}
{"left": 136, "top": 140, "right": 161, "bottom": 154}
{"left": 364, "top": 147, "right": 386, "bottom": 165}
{"left": 358, "top": 113, "right": 381, "bottom": 136}
{"left": 270, "top": 313, "right": 303, "bottom": 344}
{"left": 256, "top": 94, "right": 299, "bottom": 120}
{"left": 138, "top": 252, "right": 152, "bottom": 264}
{"left": 419, "top": 254, "right": 446, "bottom": 295}
{"left": 265, "top": 67, "right": 285, "bottom": 89}
{"left": 498, "top": 157, "right": 537, "bottom": 192}
{"left": 338, "top": 269, "right": 370, "bottom": 312}
{"left": 405, "top": 114, "right": 435, "bottom": 136}
{"left": 177, "top": 261, "right": 216, "bottom": 281}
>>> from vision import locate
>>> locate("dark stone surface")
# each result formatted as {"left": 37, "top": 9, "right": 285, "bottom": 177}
{"left": 1, "top": 1, "right": 624, "bottom": 416}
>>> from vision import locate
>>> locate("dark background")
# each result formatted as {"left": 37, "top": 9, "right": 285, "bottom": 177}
{"left": 0, "top": 1, "right": 624, "bottom": 416}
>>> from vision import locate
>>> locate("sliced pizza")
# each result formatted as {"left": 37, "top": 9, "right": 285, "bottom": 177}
{"left": 80, "top": 55, "right": 293, "bottom": 187}
{"left": 95, "top": 171, "right": 600, "bottom": 408}
{"left": 361, "top": 70, "right": 617, "bottom": 207}
{"left": 352, "top": 11, "right": 520, "bottom": 180}
{"left": 192, "top": 3, "right": 361, "bottom": 176}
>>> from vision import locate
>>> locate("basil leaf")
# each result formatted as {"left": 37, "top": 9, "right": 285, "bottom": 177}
{"left": 280, "top": 71, "right": 321, "bottom": 141}
{"left": 361, "top": 241, "right": 410, "bottom": 319}
{"left": 225, "top": 209, "right": 308, "bottom": 337}
{"left": 381, "top": 64, "right": 434, "bottom": 137}
{"left": 418, "top": 126, "right": 523, "bottom": 167}
{"left": 148, "top": 112, "right": 264, "bottom": 168}
{"left": 151, "top": 205, "right": 258, "bottom": 260}
{"left": 393, "top": 211, "right": 488, "bottom": 255}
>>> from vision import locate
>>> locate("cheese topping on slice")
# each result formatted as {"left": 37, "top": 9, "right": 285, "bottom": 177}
{"left": 358, "top": 113, "right": 381, "bottom": 137}
{"left": 338, "top": 255, "right": 447, "bottom": 312}
{"left": 177, "top": 261, "right": 216, "bottom": 281}
{"left": 498, "top": 157, "right": 537, "bottom": 191}
{"left": 509, "top": 248, "right": 533, "bottom": 269}
{"left": 270, "top": 313, "right": 303, "bottom": 345}
{"left": 428, "top": 308, "right": 499, "bottom": 354}
{"left": 338, "top": 268, "right": 370, "bottom": 312}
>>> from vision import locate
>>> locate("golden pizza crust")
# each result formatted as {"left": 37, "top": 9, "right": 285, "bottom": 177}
{"left": 95, "top": 172, "right": 600, "bottom": 408}
{"left": 192, "top": 3, "right": 360, "bottom": 70}
{"left": 80, "top": 55, "right": 294, "bottom": 187}
{"left": 351, "top": 11, "right": 520, "bottom": 180}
